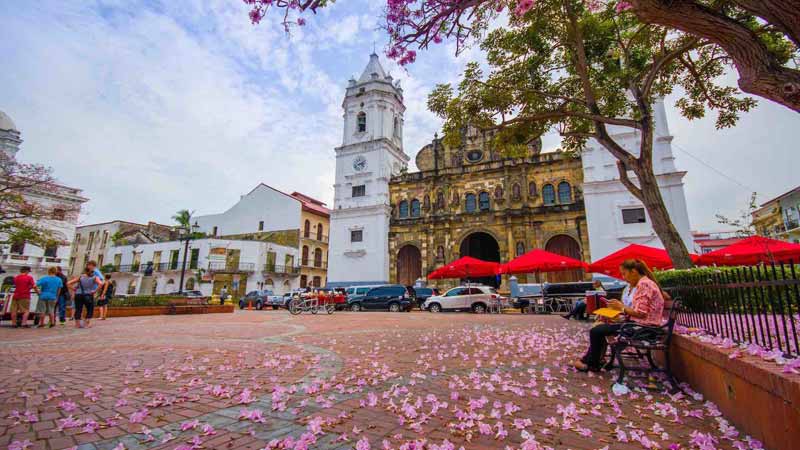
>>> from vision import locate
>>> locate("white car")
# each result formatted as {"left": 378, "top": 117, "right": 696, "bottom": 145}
{"left": 423, "top": 285, "right": 505, "bottom": 313}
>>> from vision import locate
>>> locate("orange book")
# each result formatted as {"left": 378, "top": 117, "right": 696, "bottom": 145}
{"left": 592, "top": 307, "right": 622, "bottom": 318}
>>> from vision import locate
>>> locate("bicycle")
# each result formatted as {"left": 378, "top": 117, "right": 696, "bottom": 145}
{"left": 288, "top": 295, "right": 334, "bottom": 315}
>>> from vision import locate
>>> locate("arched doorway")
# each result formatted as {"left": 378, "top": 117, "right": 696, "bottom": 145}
{"left": 459, "top": 232, "right": 501, "bottom": 287}
{"left": 396, "top": 245, "right": 422, "bottom": 286}
{"left": 545, "top": 234, "right": 583, "bottom": 282}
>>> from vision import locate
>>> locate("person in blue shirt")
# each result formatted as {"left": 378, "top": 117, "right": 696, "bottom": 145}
{"left": 36, "top": 267, "right": 64, "bottom": 328}
{"left": 87, "top": 260, "right": 104, "bottom": 282}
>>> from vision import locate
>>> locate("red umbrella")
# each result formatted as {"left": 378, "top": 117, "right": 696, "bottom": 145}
{"left": 697, "top": 235, "right": 800, "bottom": 266}
{"left": 500, "top": 249, "right": 587, "bottom": 275}
{"left": 427, "top": 256, "right": 501, "bottom": 280}
{"left": 587, "top": 244, "right": 698, "bottom": 280}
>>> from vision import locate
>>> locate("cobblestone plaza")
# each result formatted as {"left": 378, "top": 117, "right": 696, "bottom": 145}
{"left": 0, "top": 311, "right": 759, "bottom": 450}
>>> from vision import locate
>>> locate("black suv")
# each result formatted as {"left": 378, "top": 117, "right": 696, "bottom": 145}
{"left": 412, "top": 287, "right": 440, "bottom": 309}
{"left": 348, "top": 285, "right": 414, "bottom": 312}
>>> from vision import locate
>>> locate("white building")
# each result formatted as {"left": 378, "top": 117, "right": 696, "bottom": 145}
{"left": 0, "top": 110, "right": 87, "bottom": 287}
{"left": 327, "top": 53, "right": 409, "bottom": 287}
{"left": 582, "top": 99, "right": 694, "bottom": 261}
{"left": 194, "top": 184, "right": 301, "bottom": 237}
{"left": 71, "top": 220, "right": 173, "bottom": 276}
{"left": 107, "top": 238, "right": 300, "bottom": 297}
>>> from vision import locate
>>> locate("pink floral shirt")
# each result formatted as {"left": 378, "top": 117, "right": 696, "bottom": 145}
{"left": 630, "top": 277, "right": 665, "bottom": 326}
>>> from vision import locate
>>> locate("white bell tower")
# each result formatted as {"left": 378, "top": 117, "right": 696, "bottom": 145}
{"left": 327, "top": 53, "right": 409, "bottom": 286}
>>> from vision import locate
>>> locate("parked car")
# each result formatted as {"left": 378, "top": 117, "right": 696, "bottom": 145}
{"left": 412, "top": 287, "right": 440, "bottom": 309}
{"left": 264, "top": 292, "right": 291, "bottom": 309}
{"left": 239, "top": 290, "right": 280, "bottom": 310}
{"left": 347, "top": 285, "right": 415, "bottom": 312}
{"left": 423, "top": 285, "right": 504, "bottom": 313}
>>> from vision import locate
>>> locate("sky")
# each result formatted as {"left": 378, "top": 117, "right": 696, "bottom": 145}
{"left": 1, "top": 0, "right": 798, "bottom": 233}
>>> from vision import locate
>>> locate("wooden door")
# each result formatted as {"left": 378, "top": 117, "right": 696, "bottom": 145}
{"left": 545, "top": 235, "right": 584, "bottom": 282}
{"left": 396, "top": 245, "right": 421, "bottom": 286}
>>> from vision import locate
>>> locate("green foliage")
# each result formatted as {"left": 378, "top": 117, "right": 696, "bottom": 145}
{"left": 110, "top": 296, "right": 176, "bottom": 307}
{"left": 99, "top": 264, "right": 116, "bottom": 274}
{"left": 172, "top": 209, "right": 193, "bottom": 229}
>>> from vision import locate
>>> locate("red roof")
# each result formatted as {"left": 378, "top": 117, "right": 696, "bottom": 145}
{"left": 290, "top": 192, "right": 330, "bottom": 218}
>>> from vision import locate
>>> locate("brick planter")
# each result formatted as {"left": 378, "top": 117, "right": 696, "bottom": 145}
{"left": 66, "top": 304, "right": 234, "bottom": 318}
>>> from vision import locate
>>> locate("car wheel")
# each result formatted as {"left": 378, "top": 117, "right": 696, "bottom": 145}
{"left": 256, "top": 302, "right": 263, "bottom": 310}
{"left": 272, "top": 305, "right": 279, "bottom": 310}
{"left": 429, "top": 303, "right": 441, "bottom": 313}
{"left": 472, "top": 303, "right": 487, "bottom": 314}
{"left": 388, "top": 302, "right": 401, "bottom": 313}
{"left": 350, "top": 303, "right": 361, "bottom": 312}
{"left": 239, "top": 301, "right": 245, "bottom": 310}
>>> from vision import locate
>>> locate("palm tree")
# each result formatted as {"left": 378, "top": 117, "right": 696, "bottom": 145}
{"left": 172, "top": 209, "right": 193, "bottom": 229}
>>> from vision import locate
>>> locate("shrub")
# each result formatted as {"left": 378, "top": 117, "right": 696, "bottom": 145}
{"left": 110, "top": 296, "right": 175, "bottom": 307}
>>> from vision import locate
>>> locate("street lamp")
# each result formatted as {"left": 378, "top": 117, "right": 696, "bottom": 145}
{"left": 178, "top": 220, "right": 200, "bottom": 294}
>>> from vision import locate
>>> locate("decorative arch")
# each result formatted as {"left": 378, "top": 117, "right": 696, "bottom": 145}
{"left": 558, "top": 181, "right": 572, "bottom": 203}
{"left": 265, "top": 278, "right": 274, "bottom": 289}
{"left": 459, "top": 231, "right": 501, "bottom": 287}
{"left": 410, "top": 199, "right": 421, "bottom": 217}
{"left": 544, "top": 234, "right": 583, "bottom": 282}
{"left": 399, "top": 200, "right": 409, "bottom": 218}
{"left": 542, "top": 184, "right": 556, "bottom": 205}
{"left": 396, "top": 244, "right": 422, "bottom": 286}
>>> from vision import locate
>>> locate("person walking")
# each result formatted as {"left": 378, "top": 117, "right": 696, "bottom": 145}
{"left": 35, "top": 267, "right": 63, "bottom": 328}
{"left": 55, "top": 266, "right": 69, "bottom": 326}
{"left": 67, "top": 267, "right": 103, "bottom": 328}
{"left": 10, "top": 266, "right": 39, "bottom": 328}
{"left": 96, "top": 274, "right": 114, "bottom": 320}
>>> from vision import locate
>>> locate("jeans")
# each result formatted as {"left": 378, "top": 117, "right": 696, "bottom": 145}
{"left": 566, "top": 300, "right": 587, "bottom": 320}
{"left": 57, "top": 293, "right": 68, "bottom": 322}
{"left": 74, "top": 294, "right": 95, "bottom": 321}
{"left": 582, "top": 323, "right": 623, "bottom": 368}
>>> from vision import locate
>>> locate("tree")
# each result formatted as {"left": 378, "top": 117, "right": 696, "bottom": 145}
{"left": 245, "top": 0, "right": 798, "bottom": 113}
{"left": 172, "top": 209, "right": 194, "bottom": 229}
{"left": 243, "top": 0, "right": 756, "bottom": 267}
{"left": 0, "top": 153, "right": 80, "bottom": 249}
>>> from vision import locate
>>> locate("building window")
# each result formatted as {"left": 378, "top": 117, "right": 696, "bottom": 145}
{"left": 52, "top": 208, "right": 66, "bottom": 220}
{"left": 393, "top": 116, "right": 400, "bottom": 137}
{"left": 10, "top": 240, "right": 25, "bottom": 255}
{"left": 529, "top": 182, "right": 537, "bottom": 197}
{"left": 302, "top": 246, "right": 309, "bottom": 266}
{"left": 357, "top": 112, "right": 366, "bottom": 132}
{"left": 465, "top": 193, "right": 477, "bottom": 213}
{"left": 312, "top": 276, "right": 322, "bottom": 288}
{"left": 314, "top": 248, "right": 323, "bottom": 267}
{"left": 87, "top": 232, "right": 95, "bottom": 250}
{"left": 317, "top": 224, "right": 323, "bottom": 241}
{"left": 97, "top": 254, "right": 104, "bottom": 266}
{"left": 622, "top": 208, "right": 647, "bottom": 224}
{"left": 212, "top": 226, "right": 218, "bottom": 236}
{"left": 101, "top": 231, "right": 109, "bottom": 248}
{"left": 186, "top": 278, "right": 195, "bottom": 290}
{"left": 410, "top": 199, "right": 421, "bottom": 217}
{"left": 258, "top": 221, "right": 264, "bottom": 231}
{"left": 304, "top": 220, "right": 311, "bottom": 238}
{"left": 516, "top": 241, "right": 525, "bottom": 256}
{"left": 399, "top": 201, "right": 409, "bottom": 218}
{"left": 189, "top": 248, "right": 199, "bottom": 269}
{"left": 542, "top": 184, "right": 555, "bottom": 205}
{"left": 466, "top": 150, "right": 483, "bottom": 163}
{"left": 352, "top": 185, "right": 366, "bottom": 197}
{"left": 42, "top": 242, "right": 57, "bottom": 258}
{"left": 558, "top": 181, "right": 572, "bottom": 203}
{"left": 351, "top": 230, "right": 363, "bottom": 242}
{"left": 300, "top": 275, "right": 308, "bottom": 288}
{"left": 478, "top": 192, "right": 490, "bottom": 211}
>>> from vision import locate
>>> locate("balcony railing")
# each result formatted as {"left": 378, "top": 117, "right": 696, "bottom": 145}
{"left": 302, "top": 234, "right": 329, "bottom": 243}
{"left": 0, "top": 254, "right": 65, "bottom": 268}
{"left": 301, "top": 260, "right": 328, "bottom": 269}
{"left": 110, "top": 261, "right": 197, "bottom": 274}
{"left": 262, "top": 264, "right": 302, "bottom": 275}
{"left": 207, "top": 261, "right": 256, "bottom": 273}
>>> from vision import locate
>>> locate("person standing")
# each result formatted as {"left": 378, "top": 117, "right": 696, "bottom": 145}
{"left": 87, "top": 260, "right": 104, "bottom": 282}
{"left": 35, "top": 267, "right": 63, "bottom": 328}
{"left": 11, "top": 266, "right": 39, "bottom": 328}
{"left": 220, "top": 285, "right": 228, "bottom": 305}
{"left": 96, "top": 274, "right": 114, "bottom": 320}
{"left": 55, "top": 266, "right": 69, "bottom": 326}
{"left": 67, "top": 267, "right": 103, "bottom": 328}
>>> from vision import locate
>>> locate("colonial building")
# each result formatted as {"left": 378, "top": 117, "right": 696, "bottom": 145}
{"left": 582, "top": 99, "right": 694, "bottom": 259}
{"left": 71, "top": 220, "right": 174, "bottom": 276}
{"left": 0, "top": 110, "right": 87, "bottom": 288}
{"left": 389, "top": 129, "right": 589, "bottom": 288}
{"left": 328, "top": 53, "right": 409, "bottom": 287}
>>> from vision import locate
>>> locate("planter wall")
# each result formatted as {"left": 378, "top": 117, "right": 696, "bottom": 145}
{"left": 66, "top": 304, "right": 234, "bottom": 318}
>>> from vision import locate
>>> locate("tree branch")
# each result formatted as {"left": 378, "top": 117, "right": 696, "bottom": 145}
{"left": 617, "top": 161, "right": 644, "bottom": 201}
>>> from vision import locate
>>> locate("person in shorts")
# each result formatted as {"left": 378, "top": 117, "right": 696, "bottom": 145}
{"left": 36, "top": 267, "right": 63, "bottom": 328}
{"left": 96, "top": 273, "right": 114, "bottom": 320}
{"left": 11, "top": 266, "right": 39, "bottom": 328}
{"left": 55, "top": 266, "right": 70, "bottom": 325}
{"left": 67, "top": 266, "right": 103, "bottom": 328}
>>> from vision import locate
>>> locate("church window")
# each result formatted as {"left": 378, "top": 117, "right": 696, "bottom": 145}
{"left": 529, "top": 181, "right": 537, "bottom": 197}
{"left": 410, "top": 199, "right": 421, "bottom": 217}
{"left": 399, "top": 201, "right": 409, "bottom": 218}
{"left": 304, "top": 220, "right": 311, "bottom": 238}
{"left": 558, "top": 181, "right": 572, "bottom": 203}
{"left": 466, "top": 150, "right": 483, "bottom": 163}
{"left": 478, "top": 192, "right": 490, "bottom": 211}
{"left": 542, "top": 184, "right": 556, "bottom": 205}
{"left": 352, "top": 185, "right": 366, "bottom": 197}
{"left": 622, "top": 208, "right": 647, "bottom": 224}
{"left": 465, "top": 193, "right": 477, "bottom": 213}
{"left": 516, "top": 241, "right": 525, "bottom": 256}
{"left": 351, "top": 230, "right": 363, "bottom": 242}
{"left": 512, "top": 183, "right": 521, "bottom": 200}
{"left": 357, "top": 112, "right": 367, "bottom": 133}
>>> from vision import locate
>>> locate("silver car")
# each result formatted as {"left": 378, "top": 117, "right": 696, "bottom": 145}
{"left": 423, "top": 285, "right": 506, "bottom": 313}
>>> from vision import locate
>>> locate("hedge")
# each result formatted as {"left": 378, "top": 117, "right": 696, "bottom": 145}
{"left": 109, "top": 296, "right": 179, "bottom": 307}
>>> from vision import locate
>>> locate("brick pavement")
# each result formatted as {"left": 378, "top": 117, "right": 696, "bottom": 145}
{"left": 0, "top": 311, "right": 763, "bottom": 450}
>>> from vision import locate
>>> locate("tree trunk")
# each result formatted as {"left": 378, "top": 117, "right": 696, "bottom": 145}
{"left": 632, "top": 164, "right": 695, "bottom": 269}
{"left": 630, "top": 0, "right": 800, "bottom": 114}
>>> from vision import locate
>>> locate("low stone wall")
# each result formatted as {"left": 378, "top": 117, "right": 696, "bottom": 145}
{"left": 64, "top": 304, "right": 234, "bottom": 318}
{"left": 667, "top": 335, "right": 800, "bottom": 450}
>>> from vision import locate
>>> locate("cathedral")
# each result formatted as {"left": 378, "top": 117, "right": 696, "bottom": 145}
{"left": 327, "top": 54, "right": 694, "bottom": 288}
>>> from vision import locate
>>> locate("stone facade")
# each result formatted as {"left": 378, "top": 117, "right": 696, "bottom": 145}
{"left": 388, "top": 130, "right": 589, "bottom": 289}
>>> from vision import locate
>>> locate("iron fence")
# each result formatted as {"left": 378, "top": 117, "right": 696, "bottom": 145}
{"left": 207, "top": 261, "right": 256, "bottom": 272}
{"left": 662, "top": 262, "right": 800, "bottom": 358}
{"left": 262, "top": 264, "right": 301, "bottom": 275}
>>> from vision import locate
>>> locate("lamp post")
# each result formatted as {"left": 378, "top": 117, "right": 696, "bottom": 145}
{"left": 178, "top": 221, "right": 200, "bottom": 294}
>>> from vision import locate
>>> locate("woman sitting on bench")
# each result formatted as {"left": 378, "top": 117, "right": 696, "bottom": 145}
{"left": 573, "top": 259, "right": 665, "bottom": 372}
